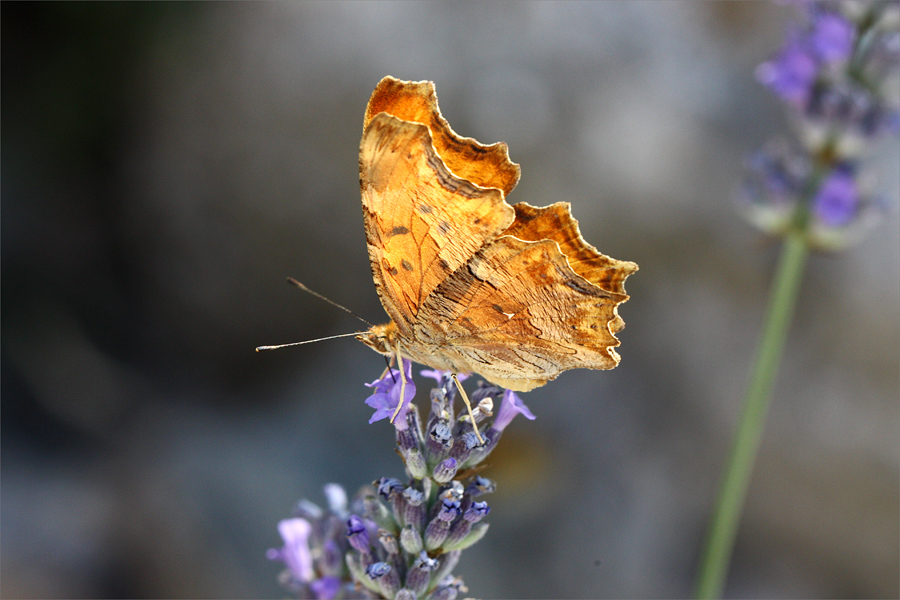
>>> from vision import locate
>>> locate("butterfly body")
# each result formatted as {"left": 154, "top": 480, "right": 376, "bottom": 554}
{"left": 357, "top": 77, "right": 637, "bottom": 392}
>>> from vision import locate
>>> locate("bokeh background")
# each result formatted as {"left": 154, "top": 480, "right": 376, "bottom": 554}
{"left": 2, "top": 2, "right": 898, "bottom": 598}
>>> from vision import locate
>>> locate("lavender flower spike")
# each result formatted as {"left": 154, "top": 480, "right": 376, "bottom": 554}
{"left": 271, "top": 361, "right": 537, "bottom": 596}
{"left": 699, "top": 3, "right": 899, "bottom": 597}
{"left": 741, "top": 1, "right": 899, "bottom": 249}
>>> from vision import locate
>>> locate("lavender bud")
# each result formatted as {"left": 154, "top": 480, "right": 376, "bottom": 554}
{"left": 433, "top": 579, "right": 468, "bottom": 600}
{"left": 365, "top": 562, "right": 392, "bottom": 578}
{"left": 394, "top": 589, "right": 417, "bottom": 600}
{"left": 291, "top": 498, "right": 323, "bottom": 520}
{"left": 377, "top": 528, "right": 399, "bottom": 555}
{"left": 466, "top": 476, "right": 496, "bottom": 497}
{"left": 429, "top": 584, "right": 460, "bottom": 600}
{"left": 463, "top": 501, "right": 491, "bottom": 523}
{"left": 401, "top": 487, "right": 426, "bottom": 530}
{"left": 389, "top": 489, "right": 408, "bottom": 523}
{"left": 406, "top": 551, "right": 439, "bottom": 596}
{"left": 322, "top": 483, "right": 348, "bottom": 514}
{"left": 366, "top": 562, "right": 400, "bottom": 599}
{"left": 432, "top": 457, "right": 458, "bottom": 484}
{"left": 404, "top": 446, "right": 428, "bottom": 480}
{"left": 346, "top": 552, "right": 379, "bottom": 595}
{"left": 426, "top": 530, "right": 454, "bottom": 555}
{"left": 470, "top": 383, "right": 502, "bottom": 403}
{"left": 376, "top": 477, "right": 404, "bottom": 500}
{"left": 471, "top": 397, "right": 494, "bottom": 422}
{"left": 398, "top": 404, "right": 427, "bottom": 459}
{"left": 443, "top": 518, "right": 471, "bottom": 549}
{"left": 320, "top": 539, "right": 343, "bottom": 576}
{"left": 430, "top": 555, "right": 463, "bottom": 595}
{"left": 462, "top": 429, "right": 496, "bottom": 466}
{"left": 399, "top": 523, "right": 424, "bottom": 554}
{"left": 438, "top": 480, "right": 465, "bottom": 504}
{"left": 346, "top": 514, "right": 370, "bottom": 554}
{"left": 405, "top": 401, "right": 424, "bottom": 435}
{"left": 395, "top": 421, "right": 419, "bottom": 455}
{"left": 438, "top": 497, "right": 463, "bottom": 522}
{"left": 430, "top": 387, "right": 451, "bottom": 420}
{"left": 443, "top": 521, "right": 489, "bottom": 552}
{"left": 448, "top": 432, "right": 478, "bottom": 464}
{"left": 427, "top": 421, "right": 453, "bottom": 462}
{"left": 363, "top": 495, "right": 394, "bottom": 530}
{"left": 378, "top": 569, "right": 401, "bottom": 598}
{"left": 425, "top": 498, "right": 461, "bottom": 550}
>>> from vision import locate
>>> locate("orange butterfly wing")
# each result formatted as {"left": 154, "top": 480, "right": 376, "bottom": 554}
{"left": 358, "top": 76, "right": 637, "bottom": 391}
{"left": 416, "top": 204, "right": 636, "bottom": 391}
{"left": 359, "top": 77, "right": 520, "bottom": 340}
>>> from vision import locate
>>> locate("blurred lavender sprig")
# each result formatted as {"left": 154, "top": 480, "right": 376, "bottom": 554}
{"left": 697, "top": 3, "right": 899, "bottom": 598}
{"left": 268, "top": 360, "right": 534, "bottom": 599}
{"left": 740, "top": 0, "right": 899, "bottom": 249}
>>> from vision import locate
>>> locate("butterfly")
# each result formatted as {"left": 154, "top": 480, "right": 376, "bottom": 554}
{"left": 356, "top": 76, "right": 637, "bottom": 394}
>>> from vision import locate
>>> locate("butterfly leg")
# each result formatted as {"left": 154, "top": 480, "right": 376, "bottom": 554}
{"left": 451, "top": 374, "right": 484, "bottom": 445}
{"left": 389, "top": 342, "right": 407, "bottom": 424}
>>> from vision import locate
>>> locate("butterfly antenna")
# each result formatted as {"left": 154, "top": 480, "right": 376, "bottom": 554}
{"left": 256, "top": 331, "right": 366, "bottom": 352}
{"left": 286, "top": 277, "right": 373, "bottom": 327}
{"left": 384, "top": 355, "right": 397, "bottom": 383}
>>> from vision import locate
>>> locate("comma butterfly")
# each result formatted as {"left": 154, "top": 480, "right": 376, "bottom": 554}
{"left": 356, "top": 76, "right": 637, "bottom": 393}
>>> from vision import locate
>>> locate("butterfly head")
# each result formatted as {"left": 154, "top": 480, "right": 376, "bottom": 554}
{"left": 357, "top": 321, "right": 399, "bottom": 356}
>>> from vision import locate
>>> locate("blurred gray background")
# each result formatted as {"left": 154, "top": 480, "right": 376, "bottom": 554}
{"left": 2, "top": 2, "right": 898, "bottom": 598}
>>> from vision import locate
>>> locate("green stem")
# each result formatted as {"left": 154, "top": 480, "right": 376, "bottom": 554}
{"left": 694, "top": 230, "right": 810, "bottom": 599}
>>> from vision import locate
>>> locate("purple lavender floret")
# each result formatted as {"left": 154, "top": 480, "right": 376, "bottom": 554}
{"left": 756, "top": 32, "right": 820, "bottom": 106}
{"left": 267, "top": 518, "right": 314, "bottom": 586}
{"left": 491, "top": 389, "right": 536, "bottom": 433}
{"left": 364, "top": 358, "right": 416, "bottom": 429}
{"left": 310, "top": 577, "right": 342, "bottom": 600}
{"left": 810, "top": 9, "right": 856, "bottom": 63}
{"left": 346, "top": 514, "right": 371, "bottom": 554}
{"left": 813, "top": 165, "right": 860, "bottom": 226}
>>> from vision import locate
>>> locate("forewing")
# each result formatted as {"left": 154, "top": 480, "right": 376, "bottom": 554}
{"left": 364, "top": 76, "right": 520, "bottom": 196}
{"left": 359, "top": 113, "right": 515, "bottom": 337}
